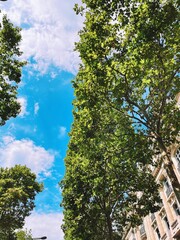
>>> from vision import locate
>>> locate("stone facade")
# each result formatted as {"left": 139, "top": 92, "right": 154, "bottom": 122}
{"left": 123, "top": 146, "right": 180, "bottom": 240}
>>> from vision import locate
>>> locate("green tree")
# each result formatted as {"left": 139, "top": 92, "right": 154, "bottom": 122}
{"left": 62, "top": 0, "right": 179, "bottom": 239}
{"left": 0, "top": 165, "right": 43, "bottom": 239}
{"left": 0, "top": 13, "right": 26, "bottom": 125}
{"left": 61, "top": 104, "right": 160, "bottom": 239}
{"left": 16, "top": 229, "right": 33, "bottom": 240}
{"left": 74, "top": 0, "right": 180, "bottom": 199}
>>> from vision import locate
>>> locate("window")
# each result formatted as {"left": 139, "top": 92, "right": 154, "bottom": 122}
{"left": 163, "top": 178, "right": 170, "bottom": 188}
{"left": 175, "top": 147, "right": 180, "bottom": 172}
{"left": 163, "top": 215, "right": 170, "bottom": 230}
{"left": 155, "top": 228, "right": 161, "bottom": 240}
{"left": 153, "top": 222, "right": 161, "bottom": 240}
{"left": 140, "top": 224, "right": 146, "bottom": 236}
{"left": 176, "top": 147, "right": 180, "bottom": 162}
{"left": 151, "top": 213, "right": 156, "bottom": 222}
{"left": 163, "top": 178, "right": 173, "bottom": 197}
{"left": 173, "top": 202, "right": 180, "bottom": 216}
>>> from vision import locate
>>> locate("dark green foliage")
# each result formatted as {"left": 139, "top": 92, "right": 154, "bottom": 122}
{"left": 0, "top": 14, "right": 26, "bottom": 125}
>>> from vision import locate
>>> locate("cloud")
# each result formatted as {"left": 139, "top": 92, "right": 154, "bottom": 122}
{"left": 7, "top": 123, "right": 37, "bottom": 135}
{"left": 2, "top": 0, "right": 83, "bottom": 74}
{"left": 58, "top": 126, "right": 67, "bottom": 138}
{"left": 17, "top": 97, "right": 28, "bottom": 117}
{"left": 34, "top": 102, "right": 39, "bottom": 115}
{"left": 24, "top": 212, "right": 64, "bottom": 240}
{"left": 2, "top": 135, "right": 14, "bottom": 145}
{"left": 0, "top": 136, "right": 55, "bottom": 176}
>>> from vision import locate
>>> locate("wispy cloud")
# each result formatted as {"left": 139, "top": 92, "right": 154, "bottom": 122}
{"left": 24, "top": 212, "right": 64, "bottom": 240}
{"left": 2, "top": 0, "right": 83, "bottom": 74}
{"left": 58, "top": 126, "right": 67, "bottom": 138}
{"left": 34, "top": 102, "right": 39, "bottom": 115}
{"left": 17, "top": 97, "right": 28, "bottom": 117}
{"left": 0, "top": 136, "right": 56, "bottom": 177}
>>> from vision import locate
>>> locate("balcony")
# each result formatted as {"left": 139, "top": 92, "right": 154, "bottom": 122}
{"left": 161, "top": 233, "right": 167, "bottom": 240}
{"left": 171, "top": 217, "right": 180, "bottom": 238}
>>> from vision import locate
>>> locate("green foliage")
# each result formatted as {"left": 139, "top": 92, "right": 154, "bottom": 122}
{"left": 61, "top": 103, "right": 160, "bottom": 239}
{"left": 16, "top": 229, "right": 33, "bottom": 240}
{"left": 0, "top": 13, "right": 26, "bottom": 125}
{"left": 0, "top": 165, "right": 43, "bottom": 238}
{"left": 61, "top": 0, "right": 179, "bottom": 239}
{"left": 75, "top": 0, "right": 179, "bottom": 146}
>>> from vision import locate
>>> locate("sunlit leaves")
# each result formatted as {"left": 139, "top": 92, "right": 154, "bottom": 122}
{"left": 0, "top": 165, "right": 43, "bottom": 238}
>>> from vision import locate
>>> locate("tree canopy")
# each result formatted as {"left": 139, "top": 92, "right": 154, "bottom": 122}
{"left": 0, "top": 165, "right": 43, "bottom": 239}
{"left": 61, "top": 106, "right": 160, "bottom": 239}
{"left": 61, "top": 0, "right": 179, "bottom": 239}
{"left": 74, "top": 0, "right": 179, "bottom": 148}
{"left": 0, "top": 13, "right": 26, "bottom": 125}
{"left": 16, "top": 229, "right": 33, "bottom": 240}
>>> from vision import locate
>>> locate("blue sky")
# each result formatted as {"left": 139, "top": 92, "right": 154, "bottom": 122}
{"left": 0, "top": 0, "right": 83, "bottom": 239}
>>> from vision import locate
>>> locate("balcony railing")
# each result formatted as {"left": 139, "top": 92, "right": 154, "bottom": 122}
{"left": 161, "top": 233, "right": 167, "bottom": 240}
{"left": 171, "top": 217, "right": 180, "bottom": 238}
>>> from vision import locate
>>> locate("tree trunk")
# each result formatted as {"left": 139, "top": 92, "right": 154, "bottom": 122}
{"left": 165, "top": 157, "right": 180, "bottom": 203}
{"left": 157, "top": 137, "right": 180, "bottom": 203}
{"left": 106, "top": 213, "right": 113, "bottom": 240}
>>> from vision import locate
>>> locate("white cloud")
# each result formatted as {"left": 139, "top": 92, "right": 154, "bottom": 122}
{"left": 17, "top": 97, "right": 28, "bottom": 117}
{"left": 34, "top": 102, "right": 39, "bottom": 115}
{"left": 2, "top": 0, "right": 83, "bottom": 74}
{"left": 59, "top": 126, "right": 67, "bottom": 138}
{"left": 0, "top": 137, "right": 55, "bottom": 176}
{"left": 2, "top": 135, "right": 14, "bottom": 145}
{"left": 24, "top": 212, "right": 64, "bottom": 240}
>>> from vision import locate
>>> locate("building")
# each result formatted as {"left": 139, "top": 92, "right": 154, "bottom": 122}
{"left": 123, "top": 93, "right": 180, "bottom": 240}
{"left": 124, "top": 146, "right": 180, "bottom": 240}
{"left": 123, "top": 142, "right": 180, "bottom": 240}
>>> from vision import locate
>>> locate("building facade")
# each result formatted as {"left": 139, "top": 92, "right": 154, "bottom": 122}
{"left": 123, "top": 145, "right": 180, "bottom": 240}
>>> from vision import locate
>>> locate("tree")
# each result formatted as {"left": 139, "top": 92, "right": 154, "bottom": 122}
{"left": 61, "top": 0, "right": 179, "bottom": 239}
{"left": 61, "top": 103, "right": 160, "bottom": 239}
{"left": 74, "top": 0, "right": 180, "bottom": 199}
{"left": 0, "top": 165, "right": 43, "bottom": 239}
{"left": 16, "top": 229, "right": 33, "bottom": 240}
{"left": 0, "top": 13, "right": 26, "bottom": 125}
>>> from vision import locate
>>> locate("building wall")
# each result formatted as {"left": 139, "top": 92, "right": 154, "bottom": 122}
{"left": 124, "top": 146, "right": 180, "bottom": 240}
